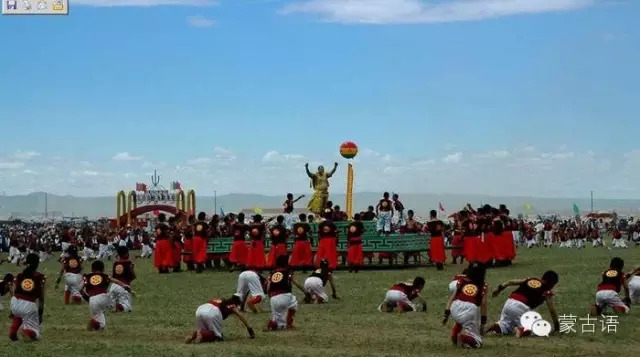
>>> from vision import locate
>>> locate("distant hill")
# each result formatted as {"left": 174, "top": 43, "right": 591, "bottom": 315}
{"left": 2, "top": 192, "right": 640, "bottom": 220}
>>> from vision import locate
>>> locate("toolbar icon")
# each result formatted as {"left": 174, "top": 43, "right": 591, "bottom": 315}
{"left": 52, "top": 0, "right": 61, "bottom": 10}
{"left": 22, "top": 0, "right": 31, "bottom": 10}
{"left": 6, "top": 0, "right": 17, "bottom": 9}
{"left": 36, "top": 0, "right": 45, "bottom": 9}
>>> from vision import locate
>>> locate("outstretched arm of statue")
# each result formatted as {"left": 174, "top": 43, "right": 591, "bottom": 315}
{"left": 305, "top": 164, "right": 313, "bottom": 178}
{"left": 328, "top": 162, "right": 338, "bottom": 177}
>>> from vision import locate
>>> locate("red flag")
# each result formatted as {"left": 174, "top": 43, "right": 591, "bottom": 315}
{"left": 176, "top": 182, "right": 182, "bottom": 190}
{"left": 135, "top": 183, "right": 142, "bottom": 191}
{"left": 142, "top": 184, "right": 148, "bottom": 192}
{"left": 439, "top": 202, "right": 445, "bottom": 212}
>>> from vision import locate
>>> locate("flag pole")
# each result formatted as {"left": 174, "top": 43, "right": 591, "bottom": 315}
{"left": 590, "top": 190, "right": 594, "bottom": 213}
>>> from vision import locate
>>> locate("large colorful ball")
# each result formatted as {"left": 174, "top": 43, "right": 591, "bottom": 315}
{"left": 339, "top": 141, "right": 358, "bottom": 159}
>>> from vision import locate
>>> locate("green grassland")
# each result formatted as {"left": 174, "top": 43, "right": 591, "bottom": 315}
{"left": 2, "top": 245, "right": 640, "bottom": 357}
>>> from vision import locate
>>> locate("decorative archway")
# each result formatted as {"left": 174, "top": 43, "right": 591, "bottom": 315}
{"left": 117, "top": 204, "right": 188, "bottom": 227}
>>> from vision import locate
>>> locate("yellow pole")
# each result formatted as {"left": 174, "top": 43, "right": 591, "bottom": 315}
{"left": 127, "top": 191, "right": 137, "bottom": 226}
{"left": 187, "top": 189, "right": 196, "bottom": 215}
{"left": 116, "top": 191, "right": 126, "bottom": 227}
{"left": 346, "top": 163, "right": 354, "bottom": 220}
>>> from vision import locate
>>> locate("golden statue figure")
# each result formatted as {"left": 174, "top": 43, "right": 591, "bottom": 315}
{"left": 305, "top": 162, "right": 338, "bottom": 215}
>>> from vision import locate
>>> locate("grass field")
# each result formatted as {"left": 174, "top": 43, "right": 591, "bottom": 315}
{"left": 2, "top": 245, "right": 640, "bottom": 357}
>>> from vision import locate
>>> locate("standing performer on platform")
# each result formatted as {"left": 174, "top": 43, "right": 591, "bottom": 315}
{"left": 9, "top": 254, "right": 45, "bottom": 342}
{"left": 392, "top": 193, "right": 405, "bottom": 227}
{"left": 268, "top": 216, "right": 289, "bottom": 268}
{"left": 376, "top": 192, "right": 394, "bottom": 235}
{"left": 229, "top": 213, "right": 249, "bottom": 272}
{"left": 346, "top": 214, "right": 365, "bottom": 273}
{"left": 316, "top": 217, "right": 338, "bottom": 270}
{"left": 247, "top": 215, "right": 267, "bottom": 270}
{"left": 290, "top": 214, "right": 313, "bottom": 270}
{"left": 183, "top": 216, "right": 195, "bottom": 271}
{"left": 427, "top": 210, "right": 446, "bottom": 271}
{"left": 305, "top": 162, "right": 338, "bottom": 216}
{"left": 154, "top": 214, "right": 173, "bottom": 274}
{"left": 193, "top": 213, "right": 209, "bottom": 274}
{"left": 283, "top": 193, "right": 305, "bottom": 230}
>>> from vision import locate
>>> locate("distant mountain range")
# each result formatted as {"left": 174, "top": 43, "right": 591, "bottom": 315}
{"left": 2, "top": 192, "right": 640, "bottom": 220}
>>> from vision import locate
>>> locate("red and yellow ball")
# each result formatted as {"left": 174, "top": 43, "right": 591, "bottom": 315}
{"left": 339, "top": 141, "right": 358, "bottom": 159}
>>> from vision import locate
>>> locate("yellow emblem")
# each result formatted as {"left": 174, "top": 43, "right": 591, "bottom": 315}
{"left": 21, "top": 279, "right": 35, "bottom": 292}
{"left": 296, "top": 227, "right": 304, "bottom": 234}
{"left": 323, "top": 226, "right": 330, "bottom": 233}
{"left": 115, "top": 264, "right": 124, "bottom": 275}
{"left": 251, "top": 228, "right": 259, "bottom": 236}
{"left": 196, "top": 225, "right": 203, "bottom": 232}
{"left": 349, "top": 226, "right": 357, "bottom": 233}
{"left": 605, "top": 270, "right": 618, "bottom": 278}
{"left": 382, "top": 201, "right": 388, "bottom": 207}
{"left": 90, "top": 275, "right": 103, "bottom": 286}
{"left": 527, "top": 279, "right": 542, "bottom": 289}
{"left": 462, "top": 284, "right": 478, "bottom": 297}
{"left": 69, "top": 259, "right": 78, "bottom": 268}
{"left": 273, "top": 229, "right": 280, "bottom": 237}
{"left": 271, "top": 272, "right": 284, "bottom": 283}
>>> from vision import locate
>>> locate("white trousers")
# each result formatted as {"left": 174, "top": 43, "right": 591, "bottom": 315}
{"left": 9, "top": 246, "right": 23, "bottom": 264}
{"left": 10, "top": 297, "right": 41, "bottom": 339}
{"left": 596, "top": 290, "right": 629, "bottom": 314}
{"left": 83, "top": 247, "right": 95, "bottom": 260}
{"left": 235, "top": 271, "right": 266, "bottom": 300}
{"left": 141, "top": 244, "right": 153, "bottom": 258}
{"left": 612, "top": 239, "right": 627, "bottom": 248}
{"left": 195, "top": 303, "right": 223, "bottom": 338}
{"left": 451, "top": 300, "right": 482, "bottom": 346}
{"left": 378, "top": 290, "right": 416, "bottom": 312}
{"left": 592, "top": 238, "right": 604, "bottom": 247}
{"left": 108, "top": 284, "right": 133, "bottom": 312}
{"left": 543, "top": 231, "right": 553, "bottom": 246}
{"left": 63, "top": 273, "right": 84, "bottom": 298}
{"left": 89, "top": 293, "right": 114, "bottom": 329}
{"left": 376, "top": 211, "right": 392, "bottom": 232}
{"left": 304, "top": 276, "right": 328, "bottom": 302}
{"left": 497, "top": 298, "right": 530, "bottom": 334}
{"left": 629, "top": 276, "right": 640, "bottom": 305}
{"left": 270, "top": 293, "right": 298, "bottom": 329}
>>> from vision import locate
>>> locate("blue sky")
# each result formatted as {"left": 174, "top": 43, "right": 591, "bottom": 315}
{"left": 0, "top": 0, "right": 639, "bottom": 198}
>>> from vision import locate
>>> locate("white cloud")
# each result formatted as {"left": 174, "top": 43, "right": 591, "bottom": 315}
{"left": 22, "top": 169, "right": 37, "bottom": 175}
{"left": 214, "top": 147, "right": 237, "bottom": 161}
{"left": 0, "top": 162, "right": 24, "bottom": 169}
{"left": 187, "top": 15, "right": 216, "bottom": 27}
{"left": 187, "top": 157, "right": 212, "bottom": 166}
{"left": 442, "top": 152, "right": 462, "bottom": 164}
{"left": 281, "top": 0, "right": 594, "bottom": 24}
{"left": 263, "top": 151, "right": 305, "bottom": 163}
{"left": 12, "top": 150, "right": 40, "bottom": 161}
{"left": 71, "top": 170, "right": 100, "bottom": 177}
{"left": 73, "top": 0, "right": 217, "bottom": 7}
{"left": 112, "top": 152, "right": 143, "bottom": 161}
{"left": 475, "top": 150, "right": 510, "bottom": 159}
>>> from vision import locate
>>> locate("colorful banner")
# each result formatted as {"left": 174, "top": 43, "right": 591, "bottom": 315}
{"left": 573, "top": 203, "right": 580, "bottom": 215}
{"left": 439, "top": 202, "right": 445, "bottom": 212}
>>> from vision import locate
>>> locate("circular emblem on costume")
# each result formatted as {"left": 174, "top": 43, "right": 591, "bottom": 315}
{"left": 69, "top": 259, "right": 78, "bottom": 268}
{"left": 296, "top": 227, "right": 304, "bottom": 234}
{"left": 462, "top": 284, "right": 478, "bottom": 297}
{"left": 196, "top": 225, "right": 203, "bottom": 232}
{"left": 527, "top": 279, "right": 542, "bottom": 289}
{"left": 273, "top": 229, "right": 280, "bottom": 237}
{"left": 605, "top": 270, "right": 618, "bottom": 278}
{"left": 381, "top": 201, "right": 388, "bottom": 208}
{"left": 90, "top": 275, "right": 103, "bottom": 286}
{"left": 251, "top": 228, "right": 259, "bottom": 236}
{"left": 21, "top": 279, "right": 34, "bottom": 292}
{"left": 271, "top": 272, "right": 284, "bottom": 283}
{"left": 323, "top": 226, "right": 330, "bottom": 233}
{"left": 349, "top": 226, "right": 357, "bottom": 233}
{"left": 115, "top": 264, "right": 124, "bottom": 275}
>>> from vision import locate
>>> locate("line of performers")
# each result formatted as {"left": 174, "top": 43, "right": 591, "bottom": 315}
{"left": 2, "top": 246, "right": 640, "bottom": 347}
{"left": 150, "top": 202, "right": 519, "bottom": 276}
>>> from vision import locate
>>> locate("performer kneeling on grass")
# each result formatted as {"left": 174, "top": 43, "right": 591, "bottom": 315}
{"left": 266, "top": 255, "right": 308, "bottom": 331}
{"left": 442, "top": 262, "right": 487, "bottom": 349}
{"left": 9, "top": 253, "right": 45, "bottom": 342}
{"left": 378, "top": 276, "right": 426, "bottom": 312}
{"left": 110, "top": 246, "right": 136, "bottom": 312}
{"left": 626, "top": 266, "right": 640, "bottom": 305}
{"left": 185, "top": 295, "right": 255, "bottom": 343}
{"left": 591, "top": 257, "right": 631, "bottom": 315}
{"left": 484, "top": 270, "right": 559, "bottom": 337}
{"left": 234, "top": 269, "right": 267, "bottom": 313}
{"left": 81, "top": 260, "right": 133, "bottom": 331}
{"left": 303, "top": 259, "right": 338, "bottom": 304}
{"left": 55, "top": 245, "right": 84, "bottom": 305}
